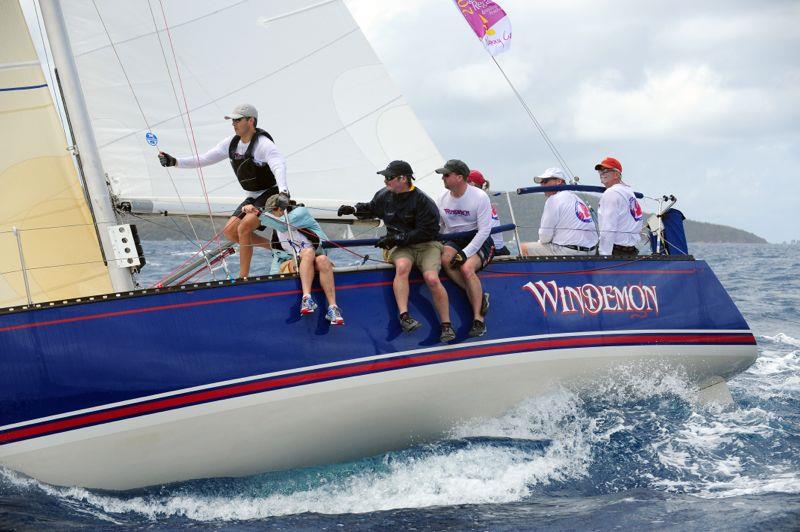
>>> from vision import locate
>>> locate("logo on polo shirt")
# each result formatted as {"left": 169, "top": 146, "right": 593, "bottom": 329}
{"left": 444, "top": 208, "right": 471, "bottom": 217}
{"left": 575, "top": 201, "right": 593, "bottom": 223}
{"left": 629, "top": 197, "right": 642, "bottom": 221}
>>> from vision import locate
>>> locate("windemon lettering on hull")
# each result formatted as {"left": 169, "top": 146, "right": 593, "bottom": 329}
{"left": 523, "top": 280, "right": 659, "bottom": 317}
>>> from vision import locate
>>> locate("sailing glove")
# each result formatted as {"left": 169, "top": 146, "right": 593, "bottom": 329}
{"left": 158, "top": 152, "right": 176, "bottom": 167}
{"left": 375, "top": 233, "right": 405, "bottom": 249}
{"left": 337, "top": 205, "right": 356, "bottom": 217}
{"left": 450, "top": 251, "right": 467, "bottom": 267}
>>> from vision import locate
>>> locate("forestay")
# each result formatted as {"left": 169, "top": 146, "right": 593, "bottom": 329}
{"left": 60, "top": 0, "right": 445, "bottom": 216}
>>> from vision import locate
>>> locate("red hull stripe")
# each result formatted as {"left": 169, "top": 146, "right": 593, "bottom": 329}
{"left": 0, "top": 332, "right": 754, "bottom": 445}
{"left": 0, "top": 268, "right": 695, "bottom": 334}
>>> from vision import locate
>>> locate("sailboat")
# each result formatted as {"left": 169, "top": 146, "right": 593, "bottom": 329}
{"left": 0, "top": 0, "right": 756, "bottom": 490}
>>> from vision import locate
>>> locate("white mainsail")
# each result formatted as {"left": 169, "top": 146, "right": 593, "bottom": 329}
{"left": 0, "top": 0, "right": 112, "bottom": 307}
{"left": 60, "top": 0, "right": 444, "bottom": 216}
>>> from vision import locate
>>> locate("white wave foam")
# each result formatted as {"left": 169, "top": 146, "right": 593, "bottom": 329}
{"left": 762, "top": 333, "right": 800, "bottom": 347}
{"left": 0, "top": 389, "right": 598, "bottom": 520}
{"left": 732, "top": 346, "right": 800, "bottom": 399}
{"left": 651, "top": 405, "right": 800, "bottom": 498}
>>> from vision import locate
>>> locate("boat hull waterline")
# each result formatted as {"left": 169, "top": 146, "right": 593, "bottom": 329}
{"left": 0, "top": 257, "right": 757, "bottom": 489}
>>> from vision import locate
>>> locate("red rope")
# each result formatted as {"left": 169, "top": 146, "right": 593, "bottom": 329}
{"left": 156, "top": 0, "right": 221, "bottom": 247}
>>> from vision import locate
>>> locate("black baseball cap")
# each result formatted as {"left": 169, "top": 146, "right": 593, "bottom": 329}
{"left": 376, "top": 160, "right": 415, "bottom": 179}
{"left": 435, "top": 159, "right": 470, "bottom": 177}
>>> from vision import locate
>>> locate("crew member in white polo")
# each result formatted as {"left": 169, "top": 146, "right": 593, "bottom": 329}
{"left": 521, "top": 167, "right": 598, "bottom": 256}
{"left": 595, "top": 157, "right": 643, "bottom": 256}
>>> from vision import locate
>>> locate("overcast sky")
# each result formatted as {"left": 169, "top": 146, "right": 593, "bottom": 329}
{"left": 345, "top": 0, "right": 799, "bottom": 243}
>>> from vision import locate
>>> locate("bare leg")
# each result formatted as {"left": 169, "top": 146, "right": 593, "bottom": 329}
{"left": 440, "top": 246, "right": 467, "bottom": 291}
{"left": 298, "top": 248, "right": 315, "bottom": 296}
{"left": 315, "top": 255, "right": 337, "bottom": 306}
{"left": 393, "top": 257, "right": 412, "bottom": 315}
{"left": 423, "top": 270, "right": 450, "bottom": 323}
{"left": 236, "top": 213, "right": 270, "bottom": 277}
{"left": 459, "top": 255, "right": 484, "bottom": 321}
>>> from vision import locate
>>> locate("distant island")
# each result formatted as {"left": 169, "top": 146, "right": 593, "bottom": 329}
{"left": 682, "top": 219, "right": 766, "bottom": 244}
{"left": 131, "top": 195, "right": 768, "bottom": 244}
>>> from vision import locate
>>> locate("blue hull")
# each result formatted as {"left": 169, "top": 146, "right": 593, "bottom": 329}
{"left": 0, "top": 257, "right": 755, "bottom": 449}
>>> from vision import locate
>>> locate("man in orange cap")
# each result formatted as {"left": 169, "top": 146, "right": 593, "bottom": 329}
{"left": 595, "top": 157, "right": 643, "bottom": 256}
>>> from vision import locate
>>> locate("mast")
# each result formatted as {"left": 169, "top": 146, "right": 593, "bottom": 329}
{"left": 37, "top": 0, "right": 135, "bottom": 292}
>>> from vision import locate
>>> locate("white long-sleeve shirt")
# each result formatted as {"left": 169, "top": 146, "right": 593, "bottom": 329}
{"left": 438, "top": 186, "right": 493, "bottom": 257}
{"left": 176, "top": 134, "right": 288, "bottom": 197}
{"left": 598, "top": 183, "right": 643, "bottom": 255}
{"left": 538, "top": 190, "right": 598, "bottom": 249}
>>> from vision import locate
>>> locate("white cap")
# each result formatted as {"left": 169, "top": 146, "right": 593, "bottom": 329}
{"left": 533, "top": 167, "right": 568, "bottom": 184}
{"left": 224, "top": 103, "right": 258, "bottom": 120}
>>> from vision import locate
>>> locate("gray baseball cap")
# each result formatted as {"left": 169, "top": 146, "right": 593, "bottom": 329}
{"left": 435, "top": 159, "right": 470, "bottom": 177}
{"left": 224, "top": 103, "right": 258, "bottom": 120}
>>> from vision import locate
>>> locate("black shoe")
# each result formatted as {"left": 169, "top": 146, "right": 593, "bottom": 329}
{"left": 399, "top": 312, "right": 422, "bottom": 333}
{"left": 480, "top": 292, "right": 490, "bottom": 317}
{"left": 468, "top": 319, "right": 486, "bottom": 338}
{"left": 440, "top": 322, "right": 456, "bottom": 342}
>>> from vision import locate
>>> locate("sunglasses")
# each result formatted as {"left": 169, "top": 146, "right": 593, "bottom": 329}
{"left": 231, "top": 117, "right": 249, "bottom": 124}
{"left": 384, "top": 175, "right": 400, "bottom": 182}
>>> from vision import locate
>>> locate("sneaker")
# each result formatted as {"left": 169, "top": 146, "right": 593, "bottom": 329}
{"left": 325, "top": 305, "right": 344, "bottom": 325}
{"left": 480, "top": 292, "right": 490, "bottom": 317}
{"left": 468, "top": 319, "right": 486, "bottom": 338}
{"left": 300, "top": 295, "right": 318, "bottom": 315}
{"left": 440, "top": 322, "right": 456, "bottom": 343}
{"left": 399, "top": 312, "right": 422, "bottom": 333}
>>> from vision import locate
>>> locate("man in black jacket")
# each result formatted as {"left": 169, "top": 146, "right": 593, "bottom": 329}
{"left": 338, "top": 160, "right": 454, "bottom": 342}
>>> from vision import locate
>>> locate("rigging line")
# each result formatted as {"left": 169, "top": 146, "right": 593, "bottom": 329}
{"left": 122, "top": 211, "right": 200, "bottom": 246}
{"left": 144, "top": 0, "right": 213, "bottom": 253}
{"left": 96, "top": 27, "right": 361, "bottom": 149}
{"left": 75, "top": 0, "right": 248, "bottom": 58}
{"left": 489, "top": 55, "right": 574, "bottom": 179}
{"left": 91, "top": 1, "right": 211, "bottom": 277}
{"left": 156, "top": 0, "right": 221, "bottom": 250}
{"left": 203, "top": 95, "right": 404, "bottom": 196}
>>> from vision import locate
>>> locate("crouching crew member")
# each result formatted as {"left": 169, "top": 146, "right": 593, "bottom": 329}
{"left": 158, "top": 103, "right": 289, "bottom": 278}
{"left": 338, "top": 160, "right": 455, "bottom": 342}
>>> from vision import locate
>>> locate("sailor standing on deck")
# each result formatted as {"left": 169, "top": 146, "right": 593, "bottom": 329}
{"left": 595, "top": 157, "right": 643, "bottom": 256}
{"left": 520, "top": 167, "right": 598, "bottom": 256}
{"left": 437, "top": 159, "right": 494, "bottom": 338}
{"left": 157, "top": 104, "right": 289, "bottom": 278}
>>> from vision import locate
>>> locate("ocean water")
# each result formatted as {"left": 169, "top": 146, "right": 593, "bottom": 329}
{"left": 2, "top": 243, "right": 799, "bottom": 530}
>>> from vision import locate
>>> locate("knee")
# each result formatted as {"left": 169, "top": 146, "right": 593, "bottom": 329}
{"left": 422, "top": 271, "right": 441, "bottom": 287}
{"left": 395, "top": 262, "right": 412, "bottom": 277}
{"left": 315, "top": 255, "right": 331, "bottom": 271}
{"left": 460, "top": 264, "right": 477, "bottom": 280}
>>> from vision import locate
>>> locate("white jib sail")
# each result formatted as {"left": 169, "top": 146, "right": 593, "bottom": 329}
{"left": 0, "top": 0, "right": 112, "bottom": 307}
{"left": 59, "top": 0, "right": 445, "bottom": 218}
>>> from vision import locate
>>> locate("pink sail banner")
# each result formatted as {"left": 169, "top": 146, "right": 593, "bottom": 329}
{"left": 453, "top": 0, "right": 512, "bottom": 56}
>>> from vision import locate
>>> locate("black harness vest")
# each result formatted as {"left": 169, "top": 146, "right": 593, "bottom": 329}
{"left": 229, "top": 128, "right": 278, "bottom": 192}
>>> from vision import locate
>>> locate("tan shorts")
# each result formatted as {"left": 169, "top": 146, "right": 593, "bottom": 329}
{"left": 385, "top": 241, "right": 443, "bottom": 273}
